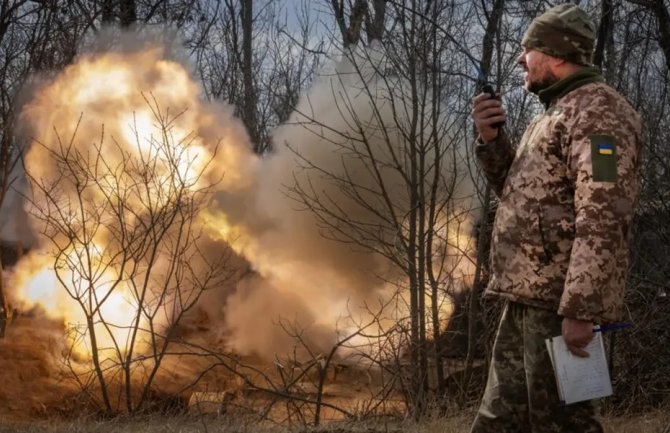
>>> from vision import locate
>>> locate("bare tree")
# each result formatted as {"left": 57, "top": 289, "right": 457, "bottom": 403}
{"left": 279, "top": 0, "right": 486, "bottom": 416}
{"left": 193, "top": 0, "right": 308, "bottom": 154}
{"left": 24, "top": 98, "right": 234, "bottom": 412}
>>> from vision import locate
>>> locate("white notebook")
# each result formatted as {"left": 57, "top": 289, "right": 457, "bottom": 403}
{"left": 545, "top": 331, "right": 613, "bottom": 405}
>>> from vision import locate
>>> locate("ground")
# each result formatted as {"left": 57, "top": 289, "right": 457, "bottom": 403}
{"left": 1, "top": 313, "right": 668, "bottom": 433}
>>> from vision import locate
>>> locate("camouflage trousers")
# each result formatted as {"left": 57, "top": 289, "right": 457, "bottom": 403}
{"left": 470, "top": 301, "right": 603, "bottom": 433}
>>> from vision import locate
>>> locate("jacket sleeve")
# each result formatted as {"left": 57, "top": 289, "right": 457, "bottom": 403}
{"left": 558, "top": 93, "right": 642, "bottom": 322}
{"left": 475, "top": 132, "right": 516, "bottom": 197}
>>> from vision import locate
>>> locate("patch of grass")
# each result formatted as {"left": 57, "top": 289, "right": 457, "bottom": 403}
{"left": 0, "top": 410, "right": 668, "bottom": 433}
{"left": 602, "top": 409, "right": 670, "bottom": 433}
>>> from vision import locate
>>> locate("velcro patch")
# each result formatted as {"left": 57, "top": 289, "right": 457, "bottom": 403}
{"left": 590, "top": 135, "right": 617, "bottom": 182}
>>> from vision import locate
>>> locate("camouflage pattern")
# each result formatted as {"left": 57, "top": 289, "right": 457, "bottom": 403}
{"left": 470, "top": 301, "right": 603, "bottom": 433}
{"left": 475, "top": 68, "right": 643, "bottom": 323}
{"left": 521, "top": 4, "right": 596, "bottom": 66}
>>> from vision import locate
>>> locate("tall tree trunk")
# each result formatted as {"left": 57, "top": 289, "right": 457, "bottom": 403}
{"left": 241, "top": 0, "right": 261, "bottom": 153}
{"left": 594, "top": 0, "right": 614, "bottom": 74}
{"left": 406, "top": 0, "right": 425, "bottom": 415}
{"left": 604, "top": 2, "right": 616, "bottom": 81}
{"left": 426, "top": 0, "right": 445, "bottom": 397}
{"left": 464, "top": 0, "right": 505, "bottom": 393}
{"left": 594, "top": 0, "right": 618, "bottom": 83}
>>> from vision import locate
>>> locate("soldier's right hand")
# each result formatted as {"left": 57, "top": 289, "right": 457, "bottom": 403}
{"left": 471, "top": 92, "right": 506, "bottom": 144}
{"left": 562, "top": 317, "right": 593, "bottom": 358}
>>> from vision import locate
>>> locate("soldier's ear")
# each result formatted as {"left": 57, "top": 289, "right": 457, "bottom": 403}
{"left": 548, "top": 56, "right": 576, "bottom": 77}
{"left": 549, "top": 56, "right": 568, "bottom": 68}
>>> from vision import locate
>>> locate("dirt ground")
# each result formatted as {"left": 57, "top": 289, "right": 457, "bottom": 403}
{"left": 0, "top": 311, "right": 394, "bottom": 424}
{"left": 1, "top": 313, "right": 669, "bottom": 433}
{"left": 0, "top": 314, "right": 80, "bottom": 422}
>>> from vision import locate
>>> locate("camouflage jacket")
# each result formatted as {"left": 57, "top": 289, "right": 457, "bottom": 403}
{"left": 476, "top": 68, "right": 642, "bottom": 323}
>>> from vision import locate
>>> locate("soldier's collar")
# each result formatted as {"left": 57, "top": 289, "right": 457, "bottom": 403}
{"left": 538, "top": 67, "right": 604, "bottom": 109}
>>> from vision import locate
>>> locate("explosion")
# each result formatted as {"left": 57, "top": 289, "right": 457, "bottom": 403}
{"left": 11, "top": 39, "right": 256, "bottom": 359}
{"left": 6, "top": 33, "right": 477, "bottom": 370}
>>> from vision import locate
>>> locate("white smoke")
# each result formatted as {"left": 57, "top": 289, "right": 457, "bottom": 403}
{"left": 224, "top": 40, "right": 477, "bottom": 356}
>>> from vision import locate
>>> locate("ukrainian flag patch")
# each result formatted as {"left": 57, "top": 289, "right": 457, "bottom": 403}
{"left": 590, "top": 135, "right": 617, "bottom": 182}
{"left": 598, "top": 143, "right": 614, "bottom": 155}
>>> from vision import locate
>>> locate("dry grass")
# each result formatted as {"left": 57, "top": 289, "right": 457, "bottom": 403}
{"left": 602, "top": 409, "right": 670, "bottom": 433}
{"left": 0, "top": 410, "right": 668, "bottom": 433}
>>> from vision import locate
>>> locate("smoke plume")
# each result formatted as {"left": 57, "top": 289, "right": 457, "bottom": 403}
{"left": 6, "top": 31, "right": 476, "bottom": 363}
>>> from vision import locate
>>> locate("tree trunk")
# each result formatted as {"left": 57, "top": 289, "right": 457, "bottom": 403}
{"left": 87, "top": 313, "right": 113, "bottom": 412}
{"left": 330, "top": 0, "right": 368, "bottom": 48}
{"left": 366, "top": 0, "right": 386, "bottom": 41}
{"left": 651, "top": 0, "right": 670, "bottom": 73}
{"left": 119, "top": 0, "right": 136, "bottom": 27}
{"left": 101, "top": 0, "right": 114, "bottom": 24}
{"left": 594, "top": 0, "right": 614, "bottom": 72}
{"left": 464, "top": 0, "right": 504, "bottom": 393}
{"left": 241, "top": 0, "right": 261, "bottom": 153}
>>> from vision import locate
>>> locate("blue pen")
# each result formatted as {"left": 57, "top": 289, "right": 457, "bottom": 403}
{"left": 593, "top": 322, "right": 632, "bottom": 333}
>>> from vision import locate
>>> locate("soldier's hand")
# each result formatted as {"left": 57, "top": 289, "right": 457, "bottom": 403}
{"left": 562, "top": 317, "right": 594, "bottom": 358}
{"left": 471, "top": 92, "right": 506, "bottom": 144}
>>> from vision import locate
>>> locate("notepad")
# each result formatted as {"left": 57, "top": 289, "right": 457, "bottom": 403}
{"left": 545, "top": 331, "right": 613, "bottom": 405}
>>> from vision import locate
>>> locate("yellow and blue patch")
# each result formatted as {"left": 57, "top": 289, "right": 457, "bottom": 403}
{"left": 598, "top": 143, "right": 614, "bottom": 155}
{"left": 590, "top": 135, "right": 617, "bottom": 182}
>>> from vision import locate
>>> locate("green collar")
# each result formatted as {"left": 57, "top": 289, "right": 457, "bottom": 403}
{"left": 538, "top": 67, "right": 604, "bottom": 109}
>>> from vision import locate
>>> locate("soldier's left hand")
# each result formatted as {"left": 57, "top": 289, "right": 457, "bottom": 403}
{"left": 561, "top": 317, "right": 594, "bottom": 357}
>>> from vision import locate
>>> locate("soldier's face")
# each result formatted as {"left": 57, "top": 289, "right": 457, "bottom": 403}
{"left": 517, "top": 47, "right": 559, "bottom": 94}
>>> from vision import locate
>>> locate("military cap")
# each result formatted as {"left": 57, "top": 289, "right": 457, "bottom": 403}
{"left": 521, "top": 3, "right": 596, "bottom": 66}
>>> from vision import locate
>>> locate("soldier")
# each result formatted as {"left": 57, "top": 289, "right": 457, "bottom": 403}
{"left": 470, "top": 4, "right": 643, "bottom": 432}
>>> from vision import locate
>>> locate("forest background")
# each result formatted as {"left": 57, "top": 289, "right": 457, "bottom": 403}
{"left": 0, "top": 0, "right": 668, "bottom": 431}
